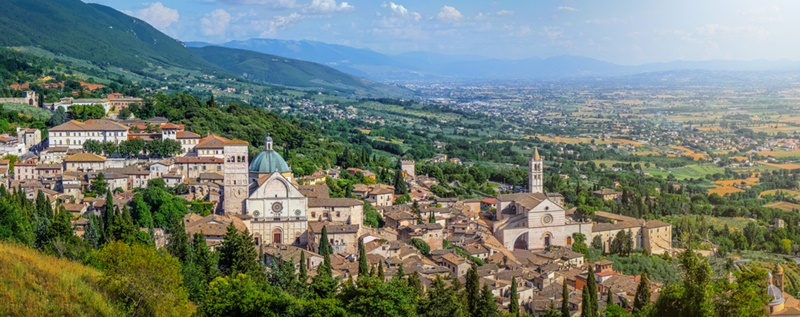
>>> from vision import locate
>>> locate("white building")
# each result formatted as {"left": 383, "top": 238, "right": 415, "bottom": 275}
{"left": 49, "top": 120, "right": 128, "bottom": 149}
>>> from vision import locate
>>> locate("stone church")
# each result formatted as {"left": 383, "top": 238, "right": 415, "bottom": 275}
{"left": 221, "top": 135, "right": 308, "bottom": 247}
{"left": 493, "top": 148, "right": 591, "bottom": 250}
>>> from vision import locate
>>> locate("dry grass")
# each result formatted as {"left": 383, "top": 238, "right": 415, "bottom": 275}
{"left": 758, "top": 161, "right": 800, "bottom": 170}
{"left": 713, "top": 178, "right": 760, "bottom": 187}
{"left": 708, "top": 186, "right": 745, "bottom": 196}
{"left": 757, "top": 150, "right": 800, "bottom": 158}
{"left": 0, "top": 242, "right": 123, "bottom": 316}
{"left": 765, "top": 201, "right": 800, "bottom": 212}
{"left": 671, "top": 146, "right": 711, "bottom": 161}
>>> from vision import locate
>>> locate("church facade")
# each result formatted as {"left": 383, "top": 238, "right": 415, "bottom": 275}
{"left": 493, "top": 148, "right": 591, "bottom": 250}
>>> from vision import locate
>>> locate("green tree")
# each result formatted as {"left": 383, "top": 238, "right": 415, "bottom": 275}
{"left": 217, "top": 223, "right": 261, "bottom": 278}
{"left": 509, "top": 277, "right": 519, "bottom": 316}
{"left": 358, "top": 239, "right": 369, "bottom": 277}
{"left": 82, "top": 139, "right": 104, "bottom": 154}
{"left": 466, "top": 262, "right": 481, "bottom": 317}
{"left": 586, "top": 266, "right": 598, "bottom": 316}
{"left": 339, "top": 275, "right": 418, "bottom": 317}
{"left": 476, "top": 283, "right": 497, "bottom": 317}
{"left": 562, "top": 281, "right": 571, "bottom": 317}
{"left": 715, "top": 269, "right": 770, "bottom": 317}
{"left": 581, "top": 286, "right": 593, "bottom": 317}
{"left": 420, "top": 275, "right": 464, "bottom": 317}
{"left": 90, "top": 173, "right": 107, "bottom": 196}
{"left": 167, "top": 217, "right": 191, "bottom": 264}
{"left": 96, "top": 241, "right": 194, "bottom": 316}
{"left": 633, "top": 273, "right": 651, "bottom": 314}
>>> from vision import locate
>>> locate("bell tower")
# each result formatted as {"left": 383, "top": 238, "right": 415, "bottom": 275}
{"left": 529, "top": 147, "right": 543, "bottom": 194}
{"left": 223, "top": 139, "right": 250, "bottom": 214}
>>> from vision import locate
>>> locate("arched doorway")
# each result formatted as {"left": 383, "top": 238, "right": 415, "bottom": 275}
{"left": 542, "top": 232, "right": 553, "bottom": 248}
{"left": 272, "top": 228, "right": 282, "bottom": 245}
{"left": 513, "top": 233, "right": 528, "bottom": 250}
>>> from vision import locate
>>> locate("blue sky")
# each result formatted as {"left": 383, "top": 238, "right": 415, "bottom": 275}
{"left": 90, "top": 0, "right": 800, "bottom": 64}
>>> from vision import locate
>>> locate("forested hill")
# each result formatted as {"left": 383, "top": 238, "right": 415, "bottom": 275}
{"left": 190, "top": 46, "right": 413, "bottom": 98}
{"left": 0, "top": 0, "right": 217, "bottom": 71}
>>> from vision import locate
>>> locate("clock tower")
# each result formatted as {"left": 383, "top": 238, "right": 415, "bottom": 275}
{"left": 223, "top": 139, "right": 250, "bottom": 214}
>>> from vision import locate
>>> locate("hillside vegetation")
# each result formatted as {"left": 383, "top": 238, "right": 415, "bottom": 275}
{"left": 190, "top": 46, "right": 411, "bottom": 98}
{"left": 0, "top": 242, "right": 124, "bottom": 316}
{"left": 0, "top": 0, "right": 216, "bottom": 71}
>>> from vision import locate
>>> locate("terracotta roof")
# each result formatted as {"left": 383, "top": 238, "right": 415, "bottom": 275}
{"left": 223, "top": 139, "right": 249, "bottom": 146}
{"left": 174, "top": 157, "right": 223, "bottom": 164}
{"left": 185, "top": 214, "right": 247, "bottom": 237}
{"left": 50, "top": 119, "right": 127, "bottom": 132}
{"left": 161, "top": 123, "right": 180, "bottom": 129}
{"left": 308, "top": 198, "right": 363, "bottom": 208}
{"left": 63, "top": 153, "right": 106, "bottom": 162}
{"left": 196, "top": 134, "right": 230, "bottom": 149}
{"left": 644, "top": 220, "right": 671, "bottom": 229}
{"left": 497, "top": 192, "right": 548, "bottom": 209}
{"left": 176, "top": 131, "right": 201, "bottom": 139}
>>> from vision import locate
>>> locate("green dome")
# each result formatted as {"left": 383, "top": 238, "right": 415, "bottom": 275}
{"left": 249, "top": 149, "right": 290, "bottom": 174}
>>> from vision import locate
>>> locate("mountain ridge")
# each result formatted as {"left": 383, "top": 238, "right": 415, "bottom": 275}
{"left": 190, "top": 38, "right": 800, "bottom": 82}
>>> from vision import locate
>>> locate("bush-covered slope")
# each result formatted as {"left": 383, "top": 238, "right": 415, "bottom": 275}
{"left": 0, "top": 242, "right": 125, "bottom": 316}
{"left": 189, "top": 46, "right": 412, "bottom": 98}
{"left": 0, "top": 0, "right": 216, "bottom": 71}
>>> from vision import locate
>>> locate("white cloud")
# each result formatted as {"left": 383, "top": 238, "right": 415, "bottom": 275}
{"left": 496, "top": 10, "right": 514, "bottom": 16}
{"left": 383, "top": 2, "right": 421, "bottom": 21}
{"left": 259, "top": 13, "right": 305, "bottom": 36}
{"left": 201, "top": 9, "right": 232, "bottom": 37}
{"left": 129, "top": 2, "right": 180, "bottom": 30}
{"left": 305, "top": 0, "right": 354, "bottom": 13}
{"left": 210, "top": 0, "right": 296, "bottom": 9}
{"left": 437, "top": 5, "right": 462, "bottom": 23}
{"left": 557, "top": 6, "right": 577, "bottom": 12}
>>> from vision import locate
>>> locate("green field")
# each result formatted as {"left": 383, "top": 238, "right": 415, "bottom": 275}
{"left": 645, "top": 164, "right": 724, "bottom": 180}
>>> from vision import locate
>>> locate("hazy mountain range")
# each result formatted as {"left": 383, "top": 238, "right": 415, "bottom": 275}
{"left": 187, "top": 39, "right": 800, "bottom": 82}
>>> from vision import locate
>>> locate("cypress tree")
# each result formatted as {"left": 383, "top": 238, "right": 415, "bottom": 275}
{"left": 377, "top": 260, "right": 385, "bottom": 281}
{"left": 633, "top": 273, "right": 651, "bottom": 314}
{"left": 477, "top": 283, "right": 497, "bottom": 317}
{"left": 298, "top": 250, "right": 308, "bottom": 286}
{"left": 606, "top": 288, "right": 614, "bottom": 306}
{"left": 509, "top": 277, "right": 519, "bottom": 315}
{"left": 395, "top": 263, "right": 405, "bottom": 280}
{"left": 586, "top": 266, "right": 598, "bottom": 315}
{"left": 429, "top": 209, "right": 435, "bottom": 223}
{"left": 561, "top": 281, "right": 570, "bottom": 317}
{"left": 466, "top": 263, "right": 480, "bottom": 317}
{"left": 408, "top": 271, "right": 423, "bottom": 298}
{"left": 319, "top": 226, "right": 332, "bottom": 265}
{"left": 358, "top": 239, "right": 368, "bottom": 277}
{"left": 580, "top": 286, "right": 592, "bottom": 317}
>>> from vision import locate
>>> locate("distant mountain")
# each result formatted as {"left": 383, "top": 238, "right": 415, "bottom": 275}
{"left": 194, "top": 38, "right": 800, "bottom": 82}
{"left": 187, "top": 39, "right": 421, "bottom": 80}
{"left": 0, "top": 0, "right": 216, "bottom": 71}
{"left": 189, "top": 46, "right": 412, "bottom": 97}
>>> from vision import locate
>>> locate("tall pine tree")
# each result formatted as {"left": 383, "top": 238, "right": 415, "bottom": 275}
{"left": 358, "top": 239, "right": 368, "bottom": 277}
{"left": 633, "top": 273, "right": 651, "bottom": 314}
{"left": 466, "top": 262, "right": 481, "bottom": 317}
{"left": 561, "top": 281, "right": 570, "bottom": 317}
{"left": 586, "top": 266, "right": 598, "bottom": 315}
{"left": 509, "top": 277, "right": 519, "bottom": 316}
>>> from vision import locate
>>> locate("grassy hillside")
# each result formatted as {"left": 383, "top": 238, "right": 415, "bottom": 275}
{"left": 0, "top": 0, "right": 217, "bottom": 71}
{"left": 0, "top": 242, "right": 125, "bottom": 316}
{"left": 190, "top": 46, "right": 412, "bottom": 98}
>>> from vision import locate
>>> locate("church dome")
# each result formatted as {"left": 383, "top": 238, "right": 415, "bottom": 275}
{"left": 249, "top": 150, "right": 290, "bottom": 174}
{"left": 767, "top": 284, "right": 785, "bottom": 306}
{"left": 249, "top": 135, "right": 290, "bottom": 174}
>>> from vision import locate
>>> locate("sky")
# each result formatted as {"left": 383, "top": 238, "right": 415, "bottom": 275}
{"left": 89, "top": 0, "right": 800, "bottom": 64}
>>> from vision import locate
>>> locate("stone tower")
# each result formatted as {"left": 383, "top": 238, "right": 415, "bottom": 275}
{"left": 223, "top": 139, "right": 250, "bottom": 214}
{"left": 775, "top": 264, "right": 785, "bottom": 292}
{"left": 400, "top": 160, "right": 416, "bottom": 178}
{"left": 529, "top": 147, "right": 543, "bottom": 194}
